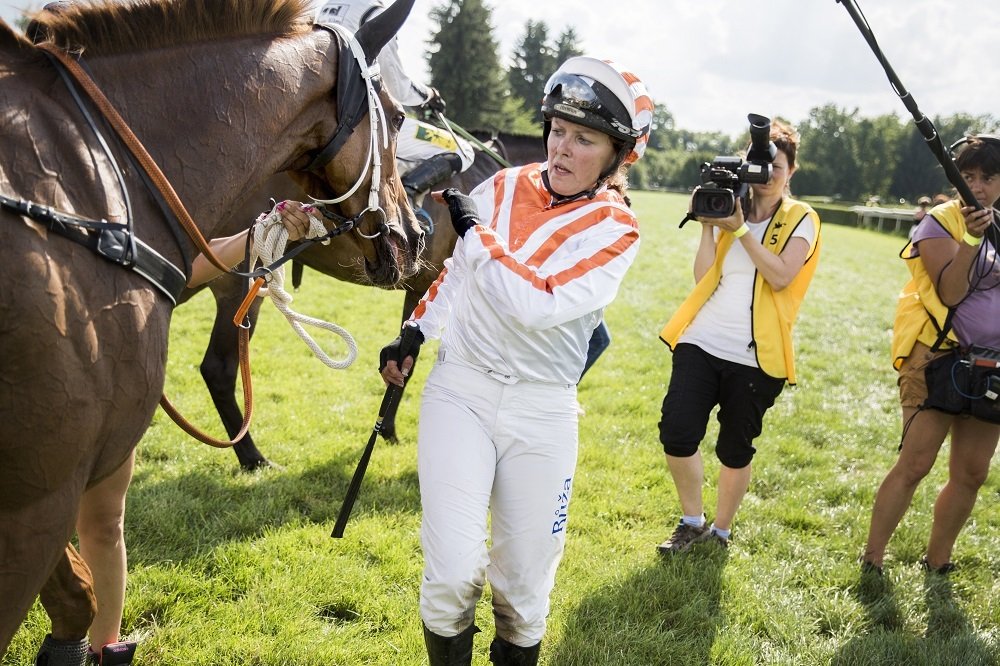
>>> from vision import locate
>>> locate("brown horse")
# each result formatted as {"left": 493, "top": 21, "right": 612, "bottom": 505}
{"left": 187, "top": 133, "right": 546, "bottom": 468}
{"left": 0, "top": 0, "right": 420, "bottom": 655}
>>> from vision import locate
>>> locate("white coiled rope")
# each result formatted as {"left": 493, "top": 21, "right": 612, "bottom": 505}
{"left": 250, "top": 204, "right": 358, "bottom": 369}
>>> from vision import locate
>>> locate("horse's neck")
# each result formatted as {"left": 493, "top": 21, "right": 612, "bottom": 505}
{"left": 80, "top": 33, "right": 334, "bottom": 253}
{"left": 86, "top": 46, "right": 292, "bottom": 228}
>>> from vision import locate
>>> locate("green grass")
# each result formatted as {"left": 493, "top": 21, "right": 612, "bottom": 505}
{"left": 6, "top": 191, "right": 1000, "bottom": 665}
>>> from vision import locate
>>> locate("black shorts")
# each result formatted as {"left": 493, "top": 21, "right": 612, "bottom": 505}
{"left": 658, "top": 343, "right": 785, "bottom": 468}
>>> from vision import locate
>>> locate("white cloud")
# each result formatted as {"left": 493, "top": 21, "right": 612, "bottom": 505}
{"left": 396, "top": 0, "right": 1000, "bottom": 135}
{"left": 3, "top": 0, "right": 997, "bottom": 136}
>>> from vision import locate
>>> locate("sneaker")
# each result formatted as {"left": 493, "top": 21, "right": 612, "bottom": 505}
{"left": 692, "top": 529, "right": 729, "bottom": 549}
{"left": 919, "top": 557, "right": 956, "bottom": 575}
{"left": 89, "top": 641, "right": 137, "bottom": 665}
{"left": 859, "top": 559, "right": 884, "bottom": 577}
{"left": 657, "top": 520, "right": 709, "bottom": 555}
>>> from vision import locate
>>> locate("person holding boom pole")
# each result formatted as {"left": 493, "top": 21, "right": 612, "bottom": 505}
{"left": 378, "top": 56, "right": 653, "bottom": 666}
{"left": 861, "top": 136, "right": 1000, "bottom": 576}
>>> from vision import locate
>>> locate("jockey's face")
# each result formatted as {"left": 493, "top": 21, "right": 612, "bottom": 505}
{"left": 546, "top": 117, "right": 616, "bottom": 196}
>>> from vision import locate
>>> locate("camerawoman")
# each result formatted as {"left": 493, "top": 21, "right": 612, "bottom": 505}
{"left": 657, "top": 116, "right": 821, "bottom": 555}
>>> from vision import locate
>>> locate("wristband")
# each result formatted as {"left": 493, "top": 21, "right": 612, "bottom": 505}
{"left": 962, "top": 231, "right": 983, "bottom": 246}
{"left": 732, "top": 223, "right": 750, "bottom": 239}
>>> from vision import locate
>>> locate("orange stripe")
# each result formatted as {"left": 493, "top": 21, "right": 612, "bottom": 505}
{"left": 469, "top": 224, "right": 639, "bottom": 294}
{"left": 409, "top": 266, "right": 449, "bottom": 321}
{"left": 525, "top": 206, "right": 636, "bottom": 268}
{"left": 490, "top": 169, "right": 508, "bottom": 229}
{"left": 506, "top": 169, "right": 553, "bottom": 252}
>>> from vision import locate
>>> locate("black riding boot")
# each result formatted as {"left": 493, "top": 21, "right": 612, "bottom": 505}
{"left": 423, "top": 623, "right": 479, "bottom": 666}
{"left": 488, "top": 636, "right": 541, "bottom": 666}
{"left": 33, "top": 634, "right": 89, "bottom": 666}
{"left": 402, "top": 152, "right": 463, "bottom": 199}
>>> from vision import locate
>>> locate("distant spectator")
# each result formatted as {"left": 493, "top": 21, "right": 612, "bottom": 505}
{"left": 932, "top": 193, "right": 950, "bottom": 206}
{"left": 909, "top": 195, "right": 932, "bottom": 240}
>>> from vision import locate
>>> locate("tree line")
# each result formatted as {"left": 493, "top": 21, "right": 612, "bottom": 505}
{"left": 425, "top": 0, "right": 999, "bottom": 205}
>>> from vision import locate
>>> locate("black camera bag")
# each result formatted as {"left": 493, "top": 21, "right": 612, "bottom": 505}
{"left": 923, "top": 345, "right": 1000, "bottom": 424}
{"left": 923, "top": 347, "right": 966, "bottom": 415}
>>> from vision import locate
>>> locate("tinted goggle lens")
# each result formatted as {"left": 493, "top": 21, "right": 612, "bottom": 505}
{"left": 545, "top": 73, "right": 604, "bottom": 113}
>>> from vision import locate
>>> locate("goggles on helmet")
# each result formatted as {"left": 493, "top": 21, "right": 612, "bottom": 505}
{"left": 542, "top": 72, "right": 639, "bottom": 140}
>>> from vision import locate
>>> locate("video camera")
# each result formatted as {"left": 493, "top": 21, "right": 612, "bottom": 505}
{"left": 690, "top": 113, "right": 777, "bottom": 218}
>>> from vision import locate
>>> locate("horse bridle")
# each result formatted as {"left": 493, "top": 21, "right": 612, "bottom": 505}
{"left": 307, "top": 22, "right": 392, "bottom": 241}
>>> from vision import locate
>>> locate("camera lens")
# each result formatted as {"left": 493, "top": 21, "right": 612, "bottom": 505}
{"left": 706, "top": 193, "right": 729, "bottom": 214}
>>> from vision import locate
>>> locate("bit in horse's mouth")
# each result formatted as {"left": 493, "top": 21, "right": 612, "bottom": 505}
{"left": 364, "top": 233, "right": 406, "bottom": 286}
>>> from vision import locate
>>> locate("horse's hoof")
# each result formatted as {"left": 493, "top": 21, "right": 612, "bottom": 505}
{"left": 240, "top": 457, "right": 283, "bottom": 473}
{"left": 34, "top": 634, "right": 89, "bottom": 666}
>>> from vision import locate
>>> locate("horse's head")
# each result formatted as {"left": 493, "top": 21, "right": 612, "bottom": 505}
{"left": 288, "top": 2, "right": 425, "bottom": 288}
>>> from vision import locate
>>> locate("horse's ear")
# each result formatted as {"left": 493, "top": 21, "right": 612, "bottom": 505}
{"left": 354, "top": 0, "right": 415, "bottom": 66}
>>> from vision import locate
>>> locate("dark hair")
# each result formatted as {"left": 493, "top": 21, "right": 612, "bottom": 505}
{"left": 954, "top": 137, "right": 1000, "bottom": 177}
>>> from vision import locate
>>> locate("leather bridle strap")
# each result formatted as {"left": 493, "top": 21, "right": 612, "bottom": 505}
{"left": 0, "top": 193, "right": 187, "bottom": 304}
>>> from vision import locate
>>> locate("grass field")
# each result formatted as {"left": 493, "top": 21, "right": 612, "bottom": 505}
{"left": 5, "top": 191, "right": 999, "bottom": 665}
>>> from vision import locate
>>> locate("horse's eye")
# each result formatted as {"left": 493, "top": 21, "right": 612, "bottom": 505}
{"left": 393, "top": 112, "right": 405, "bottom": 131}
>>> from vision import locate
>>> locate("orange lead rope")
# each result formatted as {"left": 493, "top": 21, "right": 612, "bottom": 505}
{"left": 233, "top": 277, "right": 267, "bottom": 328}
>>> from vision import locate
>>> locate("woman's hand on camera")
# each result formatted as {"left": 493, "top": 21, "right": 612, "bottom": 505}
{"left": 700, "top": 198, "right": 745, "bottom": 233}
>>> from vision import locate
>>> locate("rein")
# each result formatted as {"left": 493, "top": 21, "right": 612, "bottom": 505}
{"left": 33, "top": 42, "right": 260, "bottom": 447}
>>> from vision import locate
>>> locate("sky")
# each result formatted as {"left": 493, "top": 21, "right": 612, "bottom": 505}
{"left": 3, "top": 0, "right": 998, "bottom": 136}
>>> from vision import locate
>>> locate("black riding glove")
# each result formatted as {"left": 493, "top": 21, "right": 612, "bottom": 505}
{"left": 423, "top": 87, "right": 446, "bottom": 115}
{"left": 378, "top": 323, "right": 425, "bottom": 373}
{"left": 440, "top": 188, "right": 480, "bottom": 238}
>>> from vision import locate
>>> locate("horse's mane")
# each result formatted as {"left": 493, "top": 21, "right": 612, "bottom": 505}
{"left": 28, "top": 0, "right": 314, "bottom": 56}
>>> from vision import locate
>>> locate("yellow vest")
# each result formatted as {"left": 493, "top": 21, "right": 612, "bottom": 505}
{"left": 890, "top": 200, "right": 964, "bottom": 370}
{"left": 659, "top": 198, "right": 821, "bottom": 384}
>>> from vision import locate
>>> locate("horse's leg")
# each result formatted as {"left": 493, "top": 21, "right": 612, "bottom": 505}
{"left": 39, "top": 545, "right": 97, "bottom": 641}
{"left": 202, "top": 277, "right": 270, "bottom": 471}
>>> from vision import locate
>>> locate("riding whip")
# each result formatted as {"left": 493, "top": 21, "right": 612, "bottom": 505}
{"left": 434, "top": 112, "right": 513, "bottom": 169}
{"left": 331, "top": 321, "right": 422, "bottom": 538}
{"left": 836, "top": 0, "right": 1000, "bottom": 248}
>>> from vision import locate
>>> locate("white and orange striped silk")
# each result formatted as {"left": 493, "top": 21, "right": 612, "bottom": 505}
{"left": 409, "top": 163, "right": 640, "bottom": 384}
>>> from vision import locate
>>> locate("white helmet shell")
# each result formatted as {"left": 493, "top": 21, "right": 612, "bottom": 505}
{"left": 543, "top": 56, "right": 654, "bottom": 164}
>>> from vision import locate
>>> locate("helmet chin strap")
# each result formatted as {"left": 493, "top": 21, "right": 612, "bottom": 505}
{"left": 541, "top": 169, "right": 598, "bottom": 205}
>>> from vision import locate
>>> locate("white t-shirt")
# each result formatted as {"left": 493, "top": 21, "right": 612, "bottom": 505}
{"left": 679, "top": 213, "right": 815, "bottom": 367}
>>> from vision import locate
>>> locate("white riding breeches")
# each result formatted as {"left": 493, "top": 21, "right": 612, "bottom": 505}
{"left": 397, "top": 117, "right": 474, "bottom": 173}
{"left": 418, "top": 354, "right": 578, "bottom": 647}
